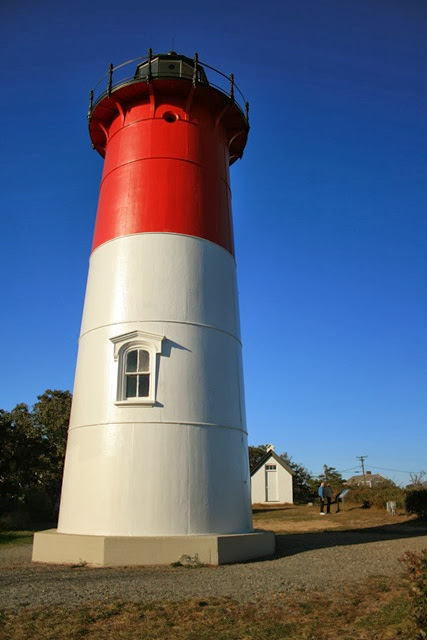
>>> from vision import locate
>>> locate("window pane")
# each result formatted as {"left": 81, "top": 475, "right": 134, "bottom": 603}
{"left": 138, "top": 374, "right": 150, "bottom": 397}
{"left": 126, "top": 375, "right": 137, "bottom": 398}
{"left": 126, "top": 350, "right": 137, "bottom": 373}
{"left": 138, "top": 350, "right": 150, "bottom": 373}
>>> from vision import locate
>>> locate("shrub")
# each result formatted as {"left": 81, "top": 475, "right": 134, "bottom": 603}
{"left": 348, "top": 480, "right": 405, "bottom": 510}
{"left": 405, "top": 489, "right": 427, "bottom": 519}
{"left": 0, "top": 509, "right": 32, "bottom": 530}
{"left": 401, "top": 549, "right": 427, "bottom": 639}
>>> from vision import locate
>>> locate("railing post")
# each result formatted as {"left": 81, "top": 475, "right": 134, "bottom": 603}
{"left": 193, "top": 52, "right": 199, "bottom": 86}
{"left": 147, "top": 48, "right": 153, "bottom": 82}
{"left": 88, "top": 90, "right": 94, "bottom": 120}
{"left": 107, "top": 63, "right": 113, "bottom": 96}
{"left": 229, "top": 73, "right": 234, "bottom": 101}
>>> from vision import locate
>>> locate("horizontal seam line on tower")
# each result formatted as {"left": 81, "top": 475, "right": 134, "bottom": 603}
{"left": 99, "top": 156, "right": 231, "bottom": 192}
{"left": 106, "top": 116, "right": 198, "bottom": 149}
{"left": 68, "top": 421, "right": 247, "bottom": 434}
{"left": 79, "top": 319, "right": 242, "bottom": 344}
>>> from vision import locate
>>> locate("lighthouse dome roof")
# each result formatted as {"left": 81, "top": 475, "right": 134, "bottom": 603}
{"left": 134, "top": 51, "right": 209, "bottom": 85}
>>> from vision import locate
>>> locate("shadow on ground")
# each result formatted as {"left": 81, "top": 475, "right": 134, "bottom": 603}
{"left": 271, "top": 518, "right": 427, "bottom": 559}
{"left": 252, "top": 506, "right": 296, "bottom": 515}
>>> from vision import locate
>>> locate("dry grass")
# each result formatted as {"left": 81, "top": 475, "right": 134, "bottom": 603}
{"left": 0, "top": 578, "right": 415, "bottom": 639}
{"left": 252, "top": 502, "right": 418, "bottom": 533}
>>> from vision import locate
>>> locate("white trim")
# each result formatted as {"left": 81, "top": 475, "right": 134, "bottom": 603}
{"left": 110, "top": 330, "right": 164, "bottom": 405}
{"left": 111, "top": 330, "right": 164, "bottom": 359}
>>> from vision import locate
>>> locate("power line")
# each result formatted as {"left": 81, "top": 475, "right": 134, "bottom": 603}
{"left": 309, "top": 466, "right": 360, "bottom": 476}
{"left": 308, "top": 464, "right": 422, "bottom": 476}
{"left": 369, "top": 465, "right": 423, "bottom": 475}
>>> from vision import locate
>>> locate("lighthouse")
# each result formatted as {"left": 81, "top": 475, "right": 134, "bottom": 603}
{"left": 33, "top": 51, "right": 274, "bottom": 565}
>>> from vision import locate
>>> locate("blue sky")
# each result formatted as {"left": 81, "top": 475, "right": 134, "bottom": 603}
{"left": 1, "top": 0, "right": 425, "bottom": 486}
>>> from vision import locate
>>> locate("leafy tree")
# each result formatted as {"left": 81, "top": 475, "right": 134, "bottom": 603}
{"left": 0, "top": 409, "right": 16, "bottom": 502}
{"left": 0, "top": 404, "right": 43, "bottom": 504}
{"left": 317, "top": 464, "right": 345, "bottom": 494}
{"left": 32, "top": 389, "right": 72, "bottom": 507}
{"left": 279, "top": 452, "right": 317, "bottom": 503}
{"left": 0, "top": 390, "right": 71, "bottom": 524}
{"left": 248, "top": 444, "right": 269, "bottom": 471}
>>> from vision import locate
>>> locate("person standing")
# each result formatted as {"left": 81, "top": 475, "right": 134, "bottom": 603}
{"left": 324, "top": 484, "right": 333, "bottom": 515}
{"left": 318, "top": 482, "right": 326, "bottom": 515}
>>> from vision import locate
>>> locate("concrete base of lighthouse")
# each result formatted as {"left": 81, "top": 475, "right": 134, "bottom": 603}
{"left": 32, "top": 529, "right": 275, "bottom": 567}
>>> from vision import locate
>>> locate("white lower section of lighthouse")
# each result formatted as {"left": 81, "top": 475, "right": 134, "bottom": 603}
{"left": 33, "top": 232, "right": 275, "bottom": 564}
{"left": 59, "top": 233, "right": 251, "bottom": 536}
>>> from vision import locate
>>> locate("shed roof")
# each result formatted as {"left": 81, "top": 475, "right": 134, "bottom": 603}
{"left": 250, "top": 450, "right": 295, "bottom": 477}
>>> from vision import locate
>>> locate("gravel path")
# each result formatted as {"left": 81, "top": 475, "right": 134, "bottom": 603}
{"left": 1, "top": 527, "right": 426, "bottom": 610}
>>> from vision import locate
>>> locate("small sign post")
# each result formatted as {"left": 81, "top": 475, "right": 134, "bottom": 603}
{"left": 336, "top": 488, "right": 350, "bottom": 512}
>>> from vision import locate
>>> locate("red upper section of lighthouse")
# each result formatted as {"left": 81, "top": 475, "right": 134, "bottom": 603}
{"left": 88, "top": 52, "right": 249, "bottom": 255}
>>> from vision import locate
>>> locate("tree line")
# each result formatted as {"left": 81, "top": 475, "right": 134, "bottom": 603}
{"left": 0, "top": 390, "right": 71, "bottom": 527}
{"left": 1, "top": 391, "right": 425, "bottom": 527}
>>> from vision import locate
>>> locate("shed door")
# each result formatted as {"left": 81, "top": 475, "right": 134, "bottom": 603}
{"left": 265, "top": 465, "right": 278, "bottom": 501}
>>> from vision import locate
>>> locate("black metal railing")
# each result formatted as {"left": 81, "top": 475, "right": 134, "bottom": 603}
{"left": 88, "top": 50, "right": 249, "bottom": 125}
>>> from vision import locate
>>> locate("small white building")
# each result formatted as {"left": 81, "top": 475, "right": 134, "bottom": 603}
{"left": 251, "top": 447, "right": 294, "bottom": 504}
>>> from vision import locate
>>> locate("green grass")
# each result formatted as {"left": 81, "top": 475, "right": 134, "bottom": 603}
{"left": 0, "top": 531, "right": 33, "bottom": 546}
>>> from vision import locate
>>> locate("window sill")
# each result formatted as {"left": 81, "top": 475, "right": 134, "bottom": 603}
{"left": 115, "top": 400, "right": 156, "bottom": 407}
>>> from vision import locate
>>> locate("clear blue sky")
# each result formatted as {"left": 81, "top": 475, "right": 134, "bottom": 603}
{"left": 1, "top": 0, "right": 425, "bottom": 486}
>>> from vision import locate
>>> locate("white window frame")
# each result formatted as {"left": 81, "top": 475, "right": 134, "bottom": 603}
{"left": 110, "top": 330, "right": 164, "bottom": 406}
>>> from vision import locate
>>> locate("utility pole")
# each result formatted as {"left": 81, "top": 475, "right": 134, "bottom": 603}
{"left": 357, "top": 455, "right": 368, "bottom": 484}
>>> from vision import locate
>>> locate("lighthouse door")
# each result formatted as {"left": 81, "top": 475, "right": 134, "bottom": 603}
{"left": 265, "top": 465, "right": 278, "bottom": 502}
